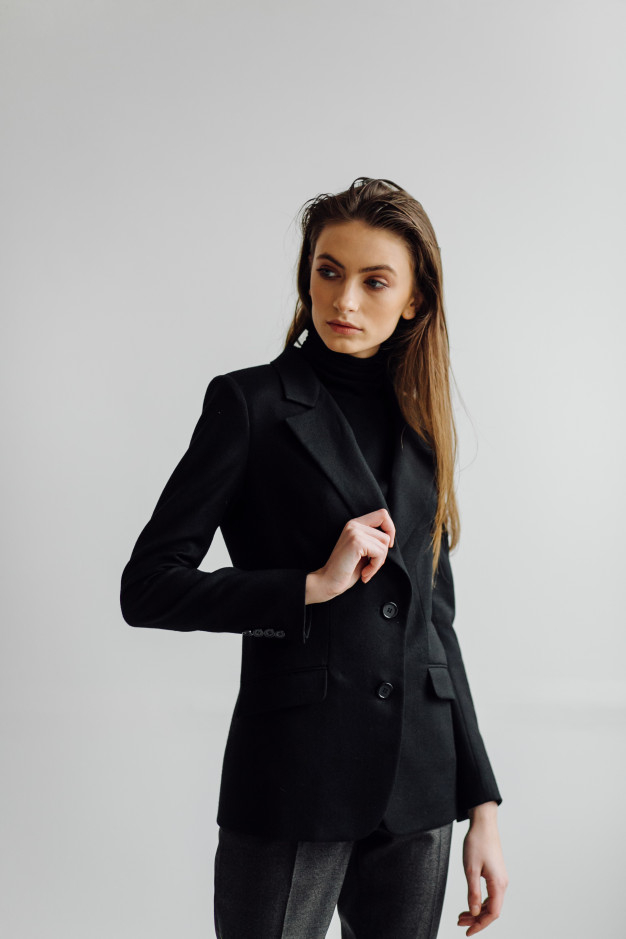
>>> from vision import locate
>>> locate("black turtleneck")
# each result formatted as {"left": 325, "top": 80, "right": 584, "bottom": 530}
{"left": 297, "top": 320, "right": 400, "bottom": 500}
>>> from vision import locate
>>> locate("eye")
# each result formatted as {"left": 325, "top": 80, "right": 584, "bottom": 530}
{"left": 316, "top": 267, "right": 388, "bottom": 290}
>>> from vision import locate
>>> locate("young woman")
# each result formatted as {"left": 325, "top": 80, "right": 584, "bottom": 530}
{"left": 120, "top": 177, "right": 508, "bottom": 938}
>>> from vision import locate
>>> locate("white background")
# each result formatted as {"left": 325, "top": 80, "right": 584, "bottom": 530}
{"left": 2, "top": 1, "right": 625, "bottom": 936}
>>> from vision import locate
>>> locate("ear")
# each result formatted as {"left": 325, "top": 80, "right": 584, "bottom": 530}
{"left": 409, "top": 287, "right": 426, "bottom": 317}
{"left": 402, "top": 292, "right": 421, "bottom": 320}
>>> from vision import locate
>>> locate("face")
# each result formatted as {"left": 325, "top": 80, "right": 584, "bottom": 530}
{"left": 308, "top": 219, "right": 419, "bottom": 358}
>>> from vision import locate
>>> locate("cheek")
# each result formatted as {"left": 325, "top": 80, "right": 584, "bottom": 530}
{"left": 376, "top": 296, "right": 402, "bottom": 323}
{"left": 309, "top": 278, "right": 330, "bottom": 306}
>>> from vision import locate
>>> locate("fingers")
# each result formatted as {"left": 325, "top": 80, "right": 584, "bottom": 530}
{"left": 324, "top": 509, "right": 395, "bottom": 597}
{"left": 460, "top": 812, "right": 508, "bottom": 934}
{"left": 458, "top": 876, "right": 507, "bottom": 934}
{"left": 357, "top": 508, "right": 395, "bottom": 549}
{"left": 458, "top": 897, "right": 492, "bottom": 935}
{"left": 483, "top": 874, "right": 506, "bottom": 920}
{"left": 356, "top": 531, "right": 391, "bottom": 583}
{"left": 344, "top": 516, "right": 393, "bottom": 583}
{"left": 466, "top": 869, "right": 483, "bottom": 919}
{"left": 457, "top": 896, "right": 498, "bottom": 935}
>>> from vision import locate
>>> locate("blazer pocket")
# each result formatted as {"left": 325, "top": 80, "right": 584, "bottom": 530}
{"left": 235, "top": 665, "right": 328, "bottom": 718}
{"left": 427, "top": 665, "right": 456, "bottom": 700}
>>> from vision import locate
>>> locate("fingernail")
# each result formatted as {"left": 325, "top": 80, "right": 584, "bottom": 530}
{"left": 471, "top": 905, "right": 480, "bottom": 916}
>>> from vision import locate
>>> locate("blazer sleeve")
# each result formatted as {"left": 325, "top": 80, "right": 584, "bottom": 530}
{"left": 120, "top": 373, "right": 310, "bottom": 643}
{"left": 431, "top": 527, "right": 503, "bottom": 820}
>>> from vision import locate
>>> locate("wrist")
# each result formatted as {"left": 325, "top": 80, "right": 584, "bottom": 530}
{"left": 467, "top": 800, "right": 499, "bottom": 824}
{"left": 305, "top": 569, "right": 333, "bottom": 604}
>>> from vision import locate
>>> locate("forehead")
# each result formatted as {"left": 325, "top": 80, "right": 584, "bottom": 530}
{"left": 314, "top": 220, "right": 412, "bottom": 269}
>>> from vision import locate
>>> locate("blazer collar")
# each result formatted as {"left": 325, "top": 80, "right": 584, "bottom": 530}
{"left": 270, "top": 343, "right": 437, "bottom": 585}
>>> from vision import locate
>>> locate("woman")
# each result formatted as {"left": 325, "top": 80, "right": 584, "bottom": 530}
{"left": 120, "top": 177, "right": 508, "bottom": 938}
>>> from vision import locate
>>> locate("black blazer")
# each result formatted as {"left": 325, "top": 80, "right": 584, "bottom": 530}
{"left": 120, "top": 341, "right": 502, "bottom": 841}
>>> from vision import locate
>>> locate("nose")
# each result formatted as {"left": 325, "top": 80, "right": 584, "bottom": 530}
{"left": 333, "top": 282, "right": 359, "bottom": 313}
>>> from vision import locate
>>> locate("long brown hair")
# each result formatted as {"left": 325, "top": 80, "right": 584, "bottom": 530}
{"left": 284, "top": 176, "right": 459, "bottom": 579}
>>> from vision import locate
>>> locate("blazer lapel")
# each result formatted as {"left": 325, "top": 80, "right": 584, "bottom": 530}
{"left": 271, "top": 344, "right": 437, "bottom": 586}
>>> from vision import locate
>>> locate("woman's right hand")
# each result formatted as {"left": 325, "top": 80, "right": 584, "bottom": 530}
{"left": 305, "top": 508, "right": 396, "bottom": 604}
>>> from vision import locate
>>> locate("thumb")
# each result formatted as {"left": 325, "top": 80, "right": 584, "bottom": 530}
{"left": 467, "top": 873, "right": 482, "bottom": 917}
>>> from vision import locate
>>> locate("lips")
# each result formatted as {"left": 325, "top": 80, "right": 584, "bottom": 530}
{"left": 328, "top": 320, "right": 361, "bottom": 330}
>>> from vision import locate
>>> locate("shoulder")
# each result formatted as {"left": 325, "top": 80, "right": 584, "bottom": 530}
{"left": 223, "top": 361, "right": 279, "bottom": 397}
{"left": 202, "top": 346, "right": 296, "bottom": 414}
{"left": 218, "top": 364, "right": 282, "bottom": 415}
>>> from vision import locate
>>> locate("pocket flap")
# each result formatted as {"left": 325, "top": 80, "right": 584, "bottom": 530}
{"left": 427, "top": 665, "right": 456, "bottom": 700}
{"left": 237, "top": 665, "right": 328, "bottom": 716}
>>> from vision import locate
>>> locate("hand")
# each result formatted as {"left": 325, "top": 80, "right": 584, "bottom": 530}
{"left": 458, "top": 803, "right": 508, "bottom": 935}
{"left": 305, "top": 509, "right": 396, "bottom": 603}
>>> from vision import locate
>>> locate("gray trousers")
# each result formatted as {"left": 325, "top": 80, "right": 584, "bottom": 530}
{"left": 213, "top": 820, "right": 453, "bottom": 939}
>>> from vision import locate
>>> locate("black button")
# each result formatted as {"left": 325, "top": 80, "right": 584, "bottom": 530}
{"left": 275, "top": 629, "right": 285, "bottom": 638}
{"left": 381, "top": 601, "right": 398, "bottom": 619}
{"left": 264, "top": 628, "right": 275, "bottom": 637}
{"left": 377, "top": 682, "right": 394, "bottom": 699}
{"left": 253, "top": 628, "right": 264, "bottom": 637}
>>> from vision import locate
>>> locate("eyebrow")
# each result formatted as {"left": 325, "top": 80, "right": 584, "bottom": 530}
{"left": 316, "top": 252, "right": 397, "bottom": 276}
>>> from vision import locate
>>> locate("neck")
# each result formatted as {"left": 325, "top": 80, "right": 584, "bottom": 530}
{"left": 298, "top": 320, "right": 392, "bottom": 387}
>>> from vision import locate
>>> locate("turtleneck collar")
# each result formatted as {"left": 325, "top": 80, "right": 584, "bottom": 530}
{"left": 298, "top": 319, "right": 393, "bottom": 391}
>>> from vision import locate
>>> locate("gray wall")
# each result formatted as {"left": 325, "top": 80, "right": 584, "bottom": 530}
{"left": 2, "top": 1, "right": 624, "bottom": 936}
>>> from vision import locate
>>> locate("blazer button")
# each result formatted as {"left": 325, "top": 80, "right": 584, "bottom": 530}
{"left": 275, "top": 629, "right": 285, "bottom": 638}
{"left": 242, "top": 629, "right": 253, "bottom": 637}
{"left": 264, "top": 628, "right": 275, "bottom": 637}
{"left": 253, "top": 628, "right": 264, "bottom": 637}
{"left": 381, "top": 601, "right": 398, "bottom": 619}
{"left": 377, "top": 682, "right": 394, "bottom": 699}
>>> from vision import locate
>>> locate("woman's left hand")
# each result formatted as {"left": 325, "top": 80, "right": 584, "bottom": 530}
{"left": 457, "top": 801, "right": 508, "bottom": 935}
